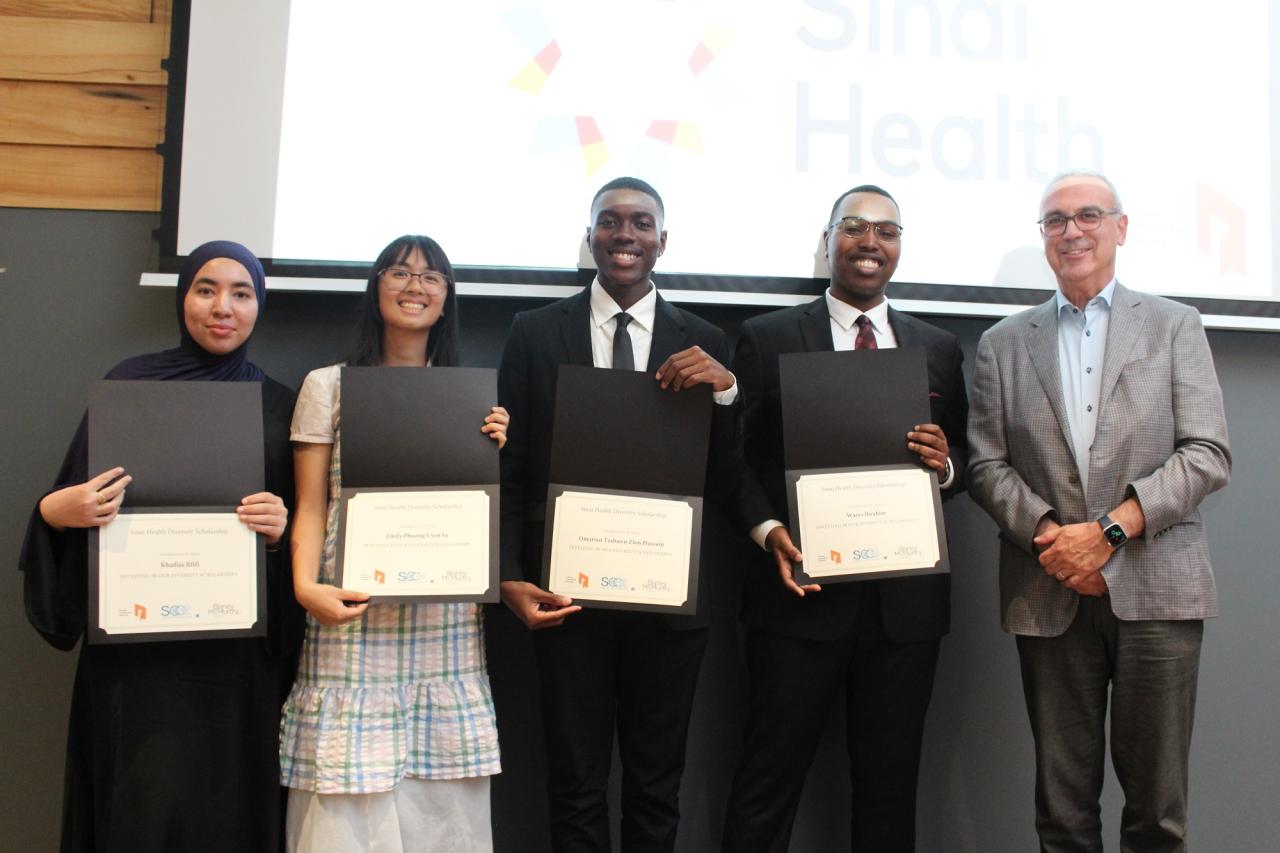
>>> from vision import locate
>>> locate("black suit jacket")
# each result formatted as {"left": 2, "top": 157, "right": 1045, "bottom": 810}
{"left": 498, "top": 287, "right": 745, "bottom": 629}
{"left": 734, "top": 297, "right": 969, "bottom": 643}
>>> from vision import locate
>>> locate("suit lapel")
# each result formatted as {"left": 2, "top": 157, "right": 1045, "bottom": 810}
{"left": 799, "top": 296, "right": 834, "bottom": 352}
{"left": 648, "top": 293, "right": 688, "bottom": 370}
{"left": 887, "top": 305, "right": 921, "bottom": 349}
{"left": 1097, "top": 282, "right": 1145, "bottom": 415}
{"left": 1024, "top": 298, "right": 1076, "bottom": 459}
{"left": 558, "top": 289, "right": 594, "bottom": 366}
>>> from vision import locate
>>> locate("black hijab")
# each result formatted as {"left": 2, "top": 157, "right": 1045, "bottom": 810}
{"left": 107, "top": 240, "right": 268, "bottom": 382}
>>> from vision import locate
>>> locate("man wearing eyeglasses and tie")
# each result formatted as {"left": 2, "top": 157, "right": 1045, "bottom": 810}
{"left": 721, "top": 185, "right": 969, "bottom": 852}
{"left": 966, "top": 171, "right": 1230, "bottom": 850}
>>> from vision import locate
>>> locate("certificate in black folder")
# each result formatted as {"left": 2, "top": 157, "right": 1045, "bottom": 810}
{"left": 334, "top": 367, "right": 499, "bottom": 603}
{"left": 541, "top": 365, "right": 711, "bottom": 615}
{"left": 87, "top": 381, "right": 266, "bottom": 644}
{"left": 780, "top": 348, "right": 949, "bottom": 584}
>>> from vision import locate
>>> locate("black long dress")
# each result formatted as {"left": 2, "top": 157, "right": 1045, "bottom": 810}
{"left": 20, "top": 378, "right": 304, "bottom": 853}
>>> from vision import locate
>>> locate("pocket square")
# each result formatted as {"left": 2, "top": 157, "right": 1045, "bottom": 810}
{"left": 928, "top": 391, "right": 942, "bottom": 398}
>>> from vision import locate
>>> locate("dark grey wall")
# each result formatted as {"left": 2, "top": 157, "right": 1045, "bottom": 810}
{"left": 2, "top": 209, "right": 1276, "bottom": 852}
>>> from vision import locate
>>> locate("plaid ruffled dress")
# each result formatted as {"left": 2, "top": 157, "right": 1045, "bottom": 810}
{"left": 279, "top": 366, "right": 501, "bottom": 793}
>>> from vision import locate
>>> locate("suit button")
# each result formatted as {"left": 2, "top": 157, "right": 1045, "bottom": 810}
{"left": 1068, "top": 475, "right": 1079, "bottom": 485}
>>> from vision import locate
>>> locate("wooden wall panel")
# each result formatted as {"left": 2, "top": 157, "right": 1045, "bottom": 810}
{"left": 0, "top": 143, "right": 161, "bottom": 210}
{"left": 0, "top": 0, "right": 150, "bottom": 22}
{"left": 0, "top": 16, "right": 166, "bottom": 85}
{"left": 0, "top": 79, "right": 164, "bottom": 147}
{"left": 0, "top": 0, "right": 172, "bottom": 210}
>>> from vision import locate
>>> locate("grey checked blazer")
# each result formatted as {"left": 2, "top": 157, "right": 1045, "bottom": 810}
{"left": 966, "top": 283, "right": 1231, "bottom": 637}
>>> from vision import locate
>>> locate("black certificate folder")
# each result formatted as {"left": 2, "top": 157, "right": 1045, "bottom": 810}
{"left": 780, "top": 349, "right": 949, "bottom": 584}
{"left": 87, "top": 381, "right": 267, "bottom": 644}
{"left": 339, "top": 367, "right": 500, "bottom": 488}
{"left": 335, "top": 367, "right": 500, "bottom": 603}
{"left": 88, "top": 381, "right": 264, "bottom": 505}
{"left": 541, "top": 365, "right": 712, "bottom": 615}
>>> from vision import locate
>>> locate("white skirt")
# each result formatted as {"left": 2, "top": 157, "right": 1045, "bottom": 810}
{"left": 286, "top": 777, "right": 493, "bottom": 853}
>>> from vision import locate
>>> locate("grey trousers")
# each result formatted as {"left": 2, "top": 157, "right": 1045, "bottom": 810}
{"left": 1015, "top": 595, "right": 1203, "bottom": 853}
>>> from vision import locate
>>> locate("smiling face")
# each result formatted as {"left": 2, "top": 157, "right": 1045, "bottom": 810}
{"left": 1040, "top": 175, "right": 1127, "bottom": 299}
{"left": 587, "top": 188, "right": 667, "bottom": 300}
{"left": 825, "top": 191, "right": 902, "bottom": 311}
{"left": 182, "top": 257, "right": 259, "bottom": 355}
{"left": 376, "top": 247, "right": 447, "bottom": 333}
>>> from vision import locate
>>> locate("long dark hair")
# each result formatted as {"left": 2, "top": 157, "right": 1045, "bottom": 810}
{"left": 346, "top": 235, "right": 461, "bottom": 367}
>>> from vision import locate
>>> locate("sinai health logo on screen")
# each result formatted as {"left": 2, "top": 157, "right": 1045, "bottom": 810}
{"left": 793, "top": 1, "right": 1102, "bottom": 183}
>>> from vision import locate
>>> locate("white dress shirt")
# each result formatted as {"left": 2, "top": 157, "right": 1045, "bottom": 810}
{"left": 588, "top": 279, "right": 737, "bottom": 404}
{"left": 825, "top": 290, "right": 898, "bottom": 350}
{"left": 1055, "top": 278, "right": 1115, "bottom": 497}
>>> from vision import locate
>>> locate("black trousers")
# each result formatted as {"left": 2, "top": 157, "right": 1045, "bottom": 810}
{"left": 534, "top": 609, "right": 709, "bottom": 853}
{"left": 722, "top": 587, "right": 940, "bottom": 853}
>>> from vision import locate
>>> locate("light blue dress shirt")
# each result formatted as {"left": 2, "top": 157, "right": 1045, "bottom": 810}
{"left": 1055, "top": 278, "right": 1116, "bottom": 496}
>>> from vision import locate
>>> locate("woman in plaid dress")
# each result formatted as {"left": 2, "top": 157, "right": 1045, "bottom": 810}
{"left": 280, "top": 235, "right": 506, "bottom": 852}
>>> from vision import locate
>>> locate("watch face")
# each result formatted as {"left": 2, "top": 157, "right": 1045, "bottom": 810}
{"left": 1104, "top": 524, "right": 1127, "bottom": 547}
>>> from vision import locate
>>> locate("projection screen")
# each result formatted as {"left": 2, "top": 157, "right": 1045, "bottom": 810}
{"left": 154, "top": 0, "right": 1280, "bottom": 330}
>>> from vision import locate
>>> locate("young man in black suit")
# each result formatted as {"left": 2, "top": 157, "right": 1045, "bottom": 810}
{"left": 498, "top": 177, "right": 752, "bottom": 852}
{"left": 721, "top": 185, "right": 970, "bottom": 852}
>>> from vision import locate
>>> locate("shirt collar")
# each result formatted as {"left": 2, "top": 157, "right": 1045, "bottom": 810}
{"left": 1055, "top": 278, "right": 1117, "bottom": 315}
{"left": 591, "top": 279, "right": 657, "bottom": 332}
{"left": 825, "top": 289, "right": 891, "bottom": 334}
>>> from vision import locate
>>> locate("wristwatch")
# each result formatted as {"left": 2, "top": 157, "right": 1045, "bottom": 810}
{"left": 1098, "top": 514, "right": 1128, "bottom": 549}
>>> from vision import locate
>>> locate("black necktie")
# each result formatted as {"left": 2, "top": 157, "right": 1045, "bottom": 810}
{"left": 612, "top": 312, "right": 635, "bottom": 370}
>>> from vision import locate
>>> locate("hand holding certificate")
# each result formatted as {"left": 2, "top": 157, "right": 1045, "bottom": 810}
{"left": 87, "top": 381, "right": 267, "bottom": 643}
{"left": 781, "top": 349, "right": 949, "bottom": 584}
{"left": 541, "top": 366, "right": 711, "bottom": 615}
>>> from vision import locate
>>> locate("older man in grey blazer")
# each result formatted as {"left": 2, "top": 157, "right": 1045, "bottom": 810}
{"left": 967, "top": 171, "right": 1230, "bottom": 852}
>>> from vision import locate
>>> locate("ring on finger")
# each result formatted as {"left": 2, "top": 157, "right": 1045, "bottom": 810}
{"left": 96, "top": 490, "right": 107, "bottom": 505}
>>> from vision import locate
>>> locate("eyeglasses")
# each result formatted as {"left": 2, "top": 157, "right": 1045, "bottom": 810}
{"left": 1038, "top": 208, "right": 1120, "bottom": 238}
{"left": 379, "top": 267, "right": 450, "bottom": 295}
{"left": 831, "top": 216, "right": 903, "bottom": 242}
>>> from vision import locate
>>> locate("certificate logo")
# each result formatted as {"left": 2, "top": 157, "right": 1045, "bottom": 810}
{"left": 577, "top": 572, "right": 590, "bottom": 588}
{"left": 160, "top": 603, "right": 192, "bottom": 618}
{"left": 133, "top": 603, "right": 147, "bottom": 620}
{"left": 373, "top": 570, "right": 386, "bottom": 584}
{"left": 822, "top": 548, "right": 879, "bottom": 564}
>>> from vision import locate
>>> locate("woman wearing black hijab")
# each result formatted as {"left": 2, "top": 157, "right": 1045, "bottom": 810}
{"left": 19, "top": 241, "right": 305, "bottom": 853}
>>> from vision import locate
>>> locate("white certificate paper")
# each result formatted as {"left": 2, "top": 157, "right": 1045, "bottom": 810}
{"left": 796, "top": 468, "right": 941, "bottom": 578}
{"left": 98, "top": 512, "right": 258, "bottom": 635}
{"left": 547, "top": 491, "right": 693, "bottom": 607}
{"left": 339, "top": 490, "right": 490, "bottom": 596}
